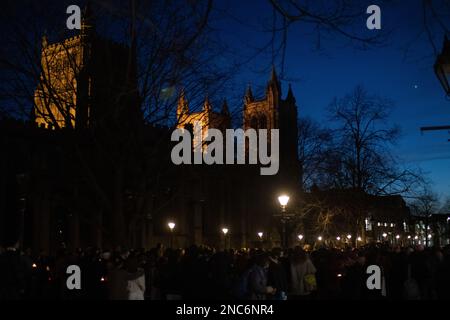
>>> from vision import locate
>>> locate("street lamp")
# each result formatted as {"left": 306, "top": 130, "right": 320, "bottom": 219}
{"left": 382, "top": 233, "right": 388, "bottom": 239}
{"left": 317, "top": 236, "right": 323, "bottom": 241}
{"left": 222, "top": 228, "right": 229, "bottom": 250}
{"left": 257, "top": 232, "right": 264, "bottom": 248}
{"left": 276, "top": 194, "right": 292, "bottom": 248}
{"left": 435, "top": 36, "right": 450, "bottom": 96}
{"left": 278, "top": 195, "right": 290, "bottom": 211}
{"left": 168, "top": 222, "right": 176, "bottom": 248}
{"left": 298, "top": 234, "right": 304, "bottom": 241}
{"left": 336, "top": 236, "right": 341, "bottom": 241}
{"left": 357, "top": 236, "right": 362, "bottom": 242}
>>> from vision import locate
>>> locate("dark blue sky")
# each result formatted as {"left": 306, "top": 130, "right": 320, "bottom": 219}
{"left": 213, "top": 0, "right": 450, "bottom": 200}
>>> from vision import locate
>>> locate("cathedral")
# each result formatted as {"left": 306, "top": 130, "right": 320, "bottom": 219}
{"left": 0, "top": 11, "right": 301, "bottom": 252}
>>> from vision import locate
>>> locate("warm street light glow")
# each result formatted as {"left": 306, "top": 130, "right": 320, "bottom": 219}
{"left": 222, "top": 228, "right": 229, "bottom": 235}
{"left": 407, "top": 235, "right": 411, "bottom": 239}
{"left": 346, "top": 234, "right": 352, "bottom": 239}
{"left": 32, "top": 263, "right": 37, "bottom": 268}
{"left": 298, "top": 234, "right": 304, "bottom": 240}
{"left": 395, "top": 235, "right": 400, "bottom": 239}
{"left": 382, "top": 233, "right": 388, "bottom": 238}
{"left": 278, "top": 195, "right": 290, "bottom": 207}
{"left": 414, "top": 235, "right": 419, "bottom": 240}
{"left": 336, "top": 236, "right": 341, "bottom": 241}
{"left": 318, "top": 236, "right": 323, "bottom": 241}
{"left": 257, "top": 232, "right": 263, "bottom": 239}
{"left": 357, "top": 237, "right": 362, "bottom": 242}
{"left": 168, "top": 222, "right": 176, "bottom": 230}
{"left": 428, "top": 234, "right": 432, "bottom": 239}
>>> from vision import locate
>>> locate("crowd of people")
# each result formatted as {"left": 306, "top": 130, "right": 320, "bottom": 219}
{"left": 1, "top": 242, "right": 450, "bottom": 300}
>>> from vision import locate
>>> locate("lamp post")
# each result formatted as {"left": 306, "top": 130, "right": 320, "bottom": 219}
{"left": 168, "top": 222, "right": 175, "bottom": 249}
{"left": 222, "top": 227, "right": 229, "bottom": 250}
{"left": 276, "top": 195, "right": 292, "bottom": 248}
{"left": 257, "top": 232, "right": 264, "bottom": 248}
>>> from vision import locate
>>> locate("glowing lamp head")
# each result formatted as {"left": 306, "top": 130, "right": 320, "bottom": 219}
{"left": 278, "top": 195, "right": 290, "bottom": 207}
{"left": 168, "top": 222, "right": 175, "bottom": 230}
{"left": 318, "top": 236, "right": 323, "bottom": 241}
{"left": 395, "top": 235, "right": 400, "bottom": 239}
{"left": 382, "top": 233, "right": 388, "bottom": 238}
{"left": 222, "top": 228, "right": 229, "bottom": 235}
{"left": 414, "top": 235, "right": 419, "bottom": 240}
{"left": 336, "top": 236, "right": 341, "bottom": 241}
{"left": 298, "top": 234, "right": 304, "bottom": 240}
{"left": 32, "top": 263, "right": 37, "bottom": 269}
{"left": 346, "top": 234, "right": 352, "bottom": 240}
{"left": 428, "top": 234, "right": 432, "bottom": 239}
{"left": 257, "top": 232, "right": 263, "bottom": 239}
{"left": 407, "top": 235, "right": 411, "bottom": 239}
{"left": 357, "top": 237, "right": 362, "bottom": 242}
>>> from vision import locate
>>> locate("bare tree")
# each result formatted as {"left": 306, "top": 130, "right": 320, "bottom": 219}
{"left": 328, "top": 85, "right": 423, "bottom": 196}
{"left": 266, "top": 0, "right": 388, "bottom": 77}
{"left": 0, "top": 0, "right": 238, "bottom": 248}
{"left": 297, "top": 117, "right": 333, "bottom": 190}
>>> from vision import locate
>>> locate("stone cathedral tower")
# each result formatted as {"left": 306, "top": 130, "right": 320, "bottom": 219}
{"left": 243, "top": 68, "right": 299, "bottom": 192}
{"left": 34, "top": 5, "right": 139, "bottom": 131}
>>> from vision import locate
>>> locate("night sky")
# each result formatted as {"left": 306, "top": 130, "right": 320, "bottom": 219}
{"left": 213, "top": 0, "right": 450, "bottom": 201}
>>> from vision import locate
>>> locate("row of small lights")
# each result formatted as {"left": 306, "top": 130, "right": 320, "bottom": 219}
{"left": 377, "top": 222, "right": 396, "bottom": 227}
{"left": 167, "top": 222, "right": 266, "bottom": 239}
{"left": 168, "top": 222, "right": 433, "bottom": 241}
{"left": 301, "top": 234, "right": 363, "bottom": 242}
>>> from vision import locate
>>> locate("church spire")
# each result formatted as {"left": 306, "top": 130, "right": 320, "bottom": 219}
{"left": 177, "top": 88, "right": 189, "bottom": 119}
{"left": 267, "top": 66, "right": 281, "bottom": 97}
{"left": 286, "top": 84, "right": 296, "bottom": 104}
{"left": 221, "top": 98, "right": 230, "bottom": 116}
{"left": 203, "top": 94, "right": 212, "bottom": 112}
{"left": 270, "top": 65, "right": 278, "bottom": 83}
{"left": 244, "top": 84, "right": 254, "bottom": 103}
